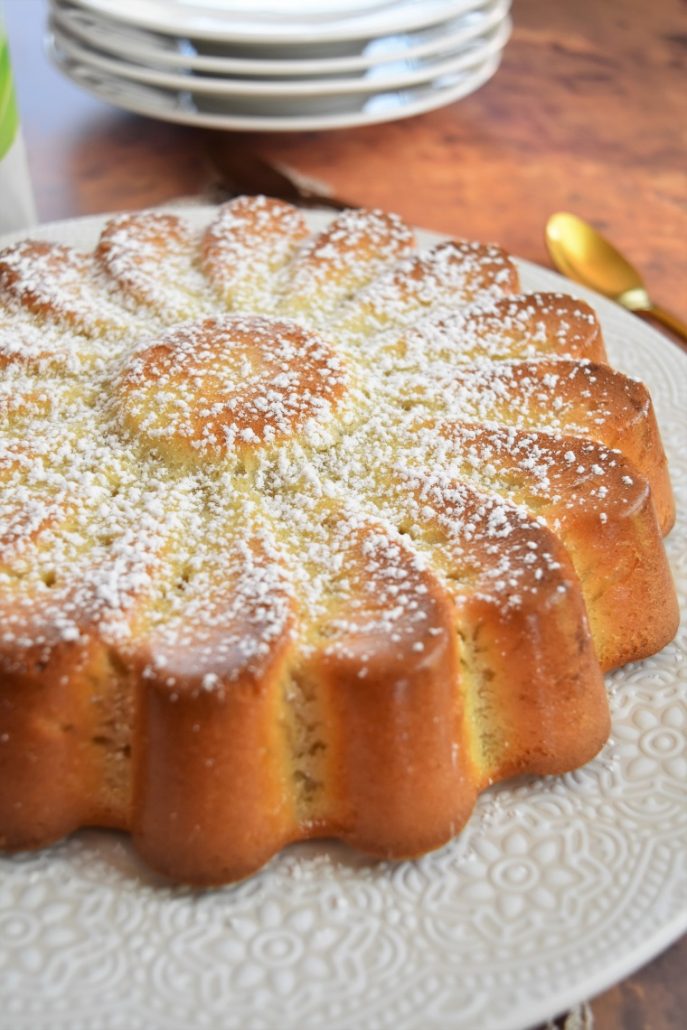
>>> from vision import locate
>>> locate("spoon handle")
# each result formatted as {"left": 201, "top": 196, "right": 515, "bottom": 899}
{"left": 644, "top": 304, "right": 687, "bottom": 350}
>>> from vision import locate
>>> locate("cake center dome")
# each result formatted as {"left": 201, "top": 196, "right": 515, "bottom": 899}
{"left": 115, "top": 315, "right": 346, "bottom": 467}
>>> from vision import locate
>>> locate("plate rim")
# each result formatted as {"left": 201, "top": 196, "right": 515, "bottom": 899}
{"left": 46, "top": 41, "right": 503, "bottom": 131}
{"left": 63, "top": 0, "right": 492, "bottom": 45}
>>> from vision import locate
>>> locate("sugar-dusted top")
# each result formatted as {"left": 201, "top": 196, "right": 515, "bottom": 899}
{"left": 0, "top": 198, "right": 647, "bottom": 680}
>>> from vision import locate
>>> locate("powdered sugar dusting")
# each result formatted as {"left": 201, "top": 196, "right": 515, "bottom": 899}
{"left": 0, "top": 198, "right": 656, "bottom": 687}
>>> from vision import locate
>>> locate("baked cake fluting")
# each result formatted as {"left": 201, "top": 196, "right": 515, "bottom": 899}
{"left": 0, "top": 197, "right": 678, "bottom": 885}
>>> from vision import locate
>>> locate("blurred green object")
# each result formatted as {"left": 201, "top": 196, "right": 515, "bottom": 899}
{"left": 0, "top": 23, "right": 19, "bottom": 160}
{"left": 0, "top": 3, "right": 36, "bottom": 233}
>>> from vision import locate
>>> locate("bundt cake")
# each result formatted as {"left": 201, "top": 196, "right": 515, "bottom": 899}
{"left": 0, "top": 197, "right": 678, "bottom": 884}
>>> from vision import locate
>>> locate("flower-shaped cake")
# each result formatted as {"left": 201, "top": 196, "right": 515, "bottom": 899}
{"left": 0, "top": 197, "right": 678, "bottom": 883}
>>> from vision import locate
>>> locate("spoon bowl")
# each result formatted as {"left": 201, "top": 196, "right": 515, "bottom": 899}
{"left": 545, "top": 212, "right": 687, "bottom": 347}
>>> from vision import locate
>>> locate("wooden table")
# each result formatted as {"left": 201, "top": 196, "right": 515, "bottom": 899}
{"left": 4, "top": 1, "right": 686, "bottom": 1026}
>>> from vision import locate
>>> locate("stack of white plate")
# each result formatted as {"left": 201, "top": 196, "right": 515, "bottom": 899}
{"left": 46, "top": 0, "right": 512, "bottom": 131}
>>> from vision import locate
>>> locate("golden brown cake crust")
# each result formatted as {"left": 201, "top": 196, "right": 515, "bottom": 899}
{"left": 0, "top": 199, "right": 678, "bottom": 884}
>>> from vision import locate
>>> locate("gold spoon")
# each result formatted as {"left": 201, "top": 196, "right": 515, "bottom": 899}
{"left": 545, "top": 212, "right": 687, "bottom": 348}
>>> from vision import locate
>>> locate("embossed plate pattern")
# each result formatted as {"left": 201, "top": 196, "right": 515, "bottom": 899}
{"left": 0, "top": 209, "right": 685, "bottom": 1030}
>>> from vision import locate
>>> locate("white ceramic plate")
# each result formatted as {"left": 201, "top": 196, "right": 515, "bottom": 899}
{"left": 183, "top": 0, "right": 400, "bottom": 16}
{"left": 66, "top": 0, "right": 490, "bottom": 44}
{"left": 47, "top": 40, "right": 503, "bottom": 129}
{"left": 50, "top": 0, "right": 510, "bottom": 76}
{"left": 0, "top": 207, "right": 685, "bottom": 1030}
{"left": 47, "top": 16, "right": 511, "bottom": 96}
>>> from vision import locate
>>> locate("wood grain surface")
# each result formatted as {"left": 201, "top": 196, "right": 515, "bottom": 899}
{"left": 3, "top": 1, "right": 686, "bottom": 1026}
